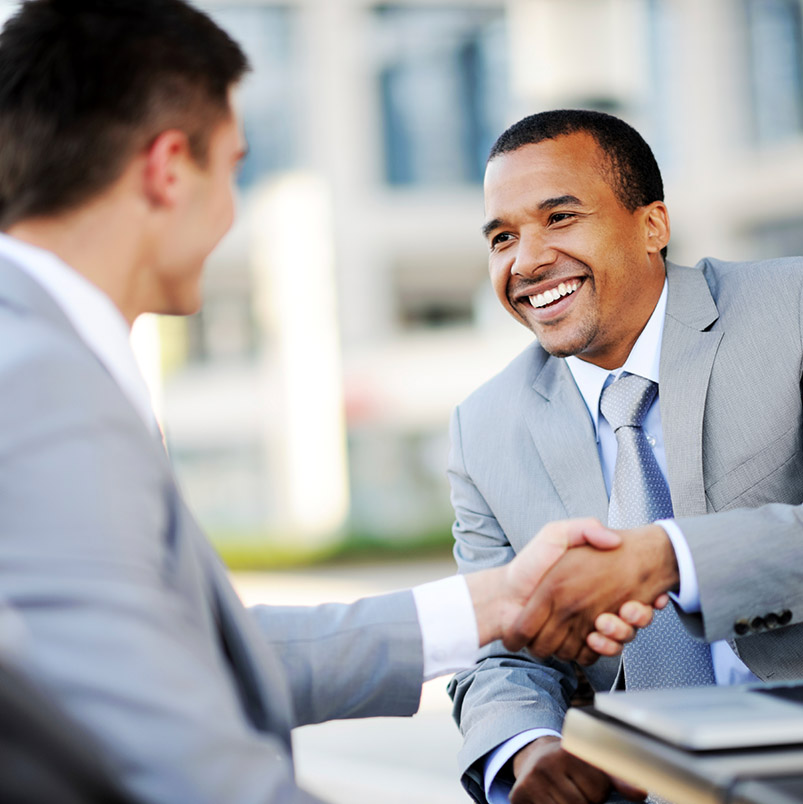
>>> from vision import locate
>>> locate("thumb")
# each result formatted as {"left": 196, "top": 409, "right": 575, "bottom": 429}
{"left": 557, "top": 517, "right": 621, "bottom": 550}
{"left": 513, "top": 518, "right": 621, "bottom": 591}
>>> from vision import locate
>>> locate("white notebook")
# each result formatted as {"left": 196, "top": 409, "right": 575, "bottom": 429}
{"left": 594, "top": 683, "right": 803, "bottom": 750}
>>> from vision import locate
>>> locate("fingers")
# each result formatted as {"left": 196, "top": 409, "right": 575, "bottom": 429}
{"left": 611, "top": 776, "right": 648, "bottom": 801}
{"left": 516, "top": 518, "right": 620, "bottom": 590}
{"left": 617, "top": 601, "right": 655, "bottom": 628}
{"left": 559, "top": 518, "right": 621, "bottom": 551}
{"left": 585, "top": 609, "right": 646, "bottom": 658}
{"left": 510, "top": 738, "right": 612, "bottom": 804}
{"left": 506, "top": 520, "right": 651, "bottom": 660}
{"left": 552, "top": 620, "right": 593, "bottom": 663}
{"left": 596, "top": 612, "right": 637, "bottom": 641}
{"left": 586, "top": 613, "right": 636, "bottom": 656}
{"left": 574, "top": 644, "right": 601, "bottom": 666}
{"left": 653, "top": 593, "right": 670, "bottom": 609}
{"left": 503, "top": 590, "right": 552, "bottom": 652}
{"left": 585, "top": 631, "right": 626, "bottom": 658}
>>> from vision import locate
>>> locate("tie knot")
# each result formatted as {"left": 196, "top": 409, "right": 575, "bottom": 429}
{"left": 600, "top": 373, "right": 657, "bottom": 432}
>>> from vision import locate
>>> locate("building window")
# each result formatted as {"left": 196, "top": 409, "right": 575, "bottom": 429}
{"left": 391, "top": 253, "right": 487, "bottom": 330}
{"left": 744, "top": 0, "right": 803, "bottom": 144}
{"left": 373, "top": 6, "right": 508, "bottom": 186}
{"left": 201, "top": 5, "right": 300, "bottom": 186}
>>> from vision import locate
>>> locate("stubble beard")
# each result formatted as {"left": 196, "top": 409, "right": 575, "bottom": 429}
{"left": 533, "top": 316, "right": 598, "bottom": 359}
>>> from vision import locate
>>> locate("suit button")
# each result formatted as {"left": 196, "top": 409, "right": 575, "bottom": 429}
{"left": 734, "top": 619, "right": 750, "bottom": 636}
{"left": 779, "top": 609, "right": 793, "bottom": 626}
{"left": 766, "top": 613, "right": 780, "bottom": 628}
{"left": 750, "top": 616, "right": 766, "bottom": 632}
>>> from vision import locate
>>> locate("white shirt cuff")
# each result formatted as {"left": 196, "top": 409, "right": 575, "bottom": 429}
{"left": 484, "top": 729, "right": 561, "bottom": 803}
{"left": 412, "top": 575, "right": 479, "bottom": 681}
{"left": 657, "top": 519, "right": 701, "bottom": 613}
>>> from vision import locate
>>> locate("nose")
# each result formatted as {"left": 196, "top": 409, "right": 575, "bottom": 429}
{"left": 511, "top": 229, "right": 557, "bottom": 278}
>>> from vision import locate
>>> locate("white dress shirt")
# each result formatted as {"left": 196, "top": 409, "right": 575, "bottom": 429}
{"left": 0, "top": 232, "right": 158, "bottom": 432}
{"left": 485, "top": 282, "right": 758, "bottom": 803}
{"left": 0, "top": 232, "right": 479, "bottom": 682}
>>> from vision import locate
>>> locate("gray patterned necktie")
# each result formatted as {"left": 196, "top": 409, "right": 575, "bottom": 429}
{"left": 600, "top": 373, "right": 715, "bottom": 690}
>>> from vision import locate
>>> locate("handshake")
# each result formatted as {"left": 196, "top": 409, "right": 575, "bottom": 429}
{"left": 466, "top": 518, "right": 679, "bottom": 664}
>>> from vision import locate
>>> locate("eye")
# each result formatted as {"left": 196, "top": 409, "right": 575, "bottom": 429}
{"left": 548, "top": 212, "right": 576, "bottom": 225}
{"left": 489, "top": 232, "right": 514, "bottom": 250}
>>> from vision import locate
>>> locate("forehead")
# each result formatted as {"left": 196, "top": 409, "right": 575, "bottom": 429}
{"left": 483, "top": 132, "right": 615, "bottom": 210}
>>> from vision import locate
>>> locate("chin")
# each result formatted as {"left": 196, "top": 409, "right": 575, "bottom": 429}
{"left": 156, "top": 294, "right": 203, "bottom": 317}
{"left": 177, "top": 299, "right": 203, "bottom": 317}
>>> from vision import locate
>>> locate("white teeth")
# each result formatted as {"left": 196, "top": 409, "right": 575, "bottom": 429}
{"left": 528, "top": 280, "right": 580, "bottom": 309}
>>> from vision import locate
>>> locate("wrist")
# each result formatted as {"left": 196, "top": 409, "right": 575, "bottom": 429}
{"left": 465, "top": 566, "right": 509, "bottom": 647}
{"left": 630, "top": 524, "right": 679, "bottom": 598}
{"left": 512, "top": 735, "right": 557, "bottom": 778}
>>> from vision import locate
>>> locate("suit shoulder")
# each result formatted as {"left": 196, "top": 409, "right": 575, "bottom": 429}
{"left": 0, "top": 304, "right": 93, "bottom": 379}
{"left": 696, "top": 255, "right": 803, "bottom": 291}
{"left": 0, "top": 306, "right": 128, "bottom": 431}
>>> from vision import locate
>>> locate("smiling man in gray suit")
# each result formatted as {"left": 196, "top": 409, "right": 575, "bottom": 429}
{"left": 0, "top": 4, "right": 655, "bottom": 804}
{"left": 448, "top": 110, "right": 803, "bottom": 804}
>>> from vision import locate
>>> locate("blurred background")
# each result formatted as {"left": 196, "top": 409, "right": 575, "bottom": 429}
{"left": 6, "top": 0, "right": 803, "bottom": 562}
{"left": 1, "top": 1, "right": 801, "bottom": 800}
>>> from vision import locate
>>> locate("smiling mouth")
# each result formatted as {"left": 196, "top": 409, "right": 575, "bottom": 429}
{"left": 527, "top": 280, "right": 581, "bottom": 309}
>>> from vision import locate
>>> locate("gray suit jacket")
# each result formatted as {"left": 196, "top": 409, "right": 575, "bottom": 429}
{"left": 448, "top": 258, "right": 803, "bottom": 800}
{"left": 0, "top": 258, "right": 425, "bottom": 804}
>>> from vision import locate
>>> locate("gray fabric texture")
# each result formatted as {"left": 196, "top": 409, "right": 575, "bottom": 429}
{"left": 0, "top": 257, "right": 426, "bottom": 804}
{"left": 448, "top": 258, "right": 803, "bottom": 803}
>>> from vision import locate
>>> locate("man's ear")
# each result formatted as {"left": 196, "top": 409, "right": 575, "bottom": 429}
{"left": 142, "top": 130, "right": 193, "bottom": 207}
{"left": 643, "top": 201, "right": 670, "bottom": 255}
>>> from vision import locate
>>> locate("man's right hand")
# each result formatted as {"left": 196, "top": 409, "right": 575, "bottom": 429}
{"left": 504, "top": 524, "right": 679, "bottom": 661}
{"left": 510, "top": 736, "right": 647, "bottom": 804}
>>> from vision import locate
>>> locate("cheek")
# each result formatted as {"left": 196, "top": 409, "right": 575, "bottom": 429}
{"left": 489, "top": 258, "right": 511, "bottom": 303}
{"left": 213, "top": 184, "right": 236, "bottom": 236}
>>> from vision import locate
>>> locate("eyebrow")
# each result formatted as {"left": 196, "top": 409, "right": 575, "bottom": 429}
{"left": 481, "top": 195, "right": 584, "bottom": 239}
{"left": 481, "top": 218, "right": 504, "bottom": 239}
{"left": 539, "top": 194, "right": 583, "bottom": 210}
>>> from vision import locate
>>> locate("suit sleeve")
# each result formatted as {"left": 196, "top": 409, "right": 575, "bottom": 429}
{"left": 0, "top": 330, "right": 330, "bottom": 804}
{"left": 249, "top": 591, "right": 425, "bottom": 727}
{"left": 446, "top": 406, "right": 578, "bottom": 801}
{"left": 675, "top": 503, "right": 803, "bottom": 642}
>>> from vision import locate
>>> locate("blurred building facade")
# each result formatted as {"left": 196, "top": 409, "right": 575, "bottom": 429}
{"left": 162, "top": 0, "right": 527, "bottom": 554}
{"left": 3, "top": 0, "right": 796, "bottom": 555}
{"left": 164, "top": 0, "right": 803, "bottom": 556}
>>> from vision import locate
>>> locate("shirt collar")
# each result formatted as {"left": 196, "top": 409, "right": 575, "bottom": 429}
{"left": 565, "top": 279, "right": 667, "bottom": 440}
{"left": 0, "top": 233, "right": 157, "bottom": 432}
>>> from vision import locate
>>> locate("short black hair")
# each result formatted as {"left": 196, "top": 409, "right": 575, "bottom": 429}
{"left": 489, "top": 110, "right": 666, "bottom": 255}
{"left": 0, "top": 0, "right": 250, "bottom": 229}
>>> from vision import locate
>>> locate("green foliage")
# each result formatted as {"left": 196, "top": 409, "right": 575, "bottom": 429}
{"left": 209, "top": 527, "right": 454, "bottom": 570}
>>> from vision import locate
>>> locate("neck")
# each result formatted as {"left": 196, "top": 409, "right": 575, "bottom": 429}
{"left": 583, "top": 262, "right": 666, "bottom": 370}
{"left": 7, "top": 191, "right": 150, "bottom": 328}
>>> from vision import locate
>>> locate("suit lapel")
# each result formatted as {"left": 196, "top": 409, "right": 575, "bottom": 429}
{"left": 522, "top": 353, "right": 609, "bottom": 522}
{"left": 660, "top": 262, "right": 722, "bottom": 517}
